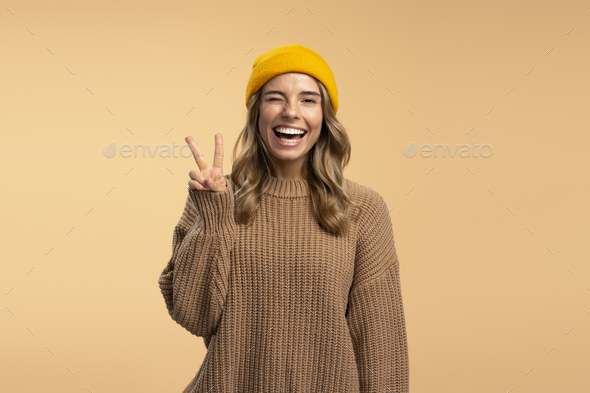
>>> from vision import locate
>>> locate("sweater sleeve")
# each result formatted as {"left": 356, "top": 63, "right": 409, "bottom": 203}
{"left": 346, "top": 192, "right": 410, "bottom": 393}
{"left": 158, "top": 175, "right": 236, "bottom": 338}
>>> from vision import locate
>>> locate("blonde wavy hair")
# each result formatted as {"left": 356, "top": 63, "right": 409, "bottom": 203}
{"left": 230, "top": 77, "right": 362, "bottom": 237}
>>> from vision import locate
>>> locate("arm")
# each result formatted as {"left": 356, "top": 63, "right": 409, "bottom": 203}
{"left": 347, "top": 192, "right": 410, "bottom": 392}
{"left": 158, "top": 175, "right": 235, "bottom": 338}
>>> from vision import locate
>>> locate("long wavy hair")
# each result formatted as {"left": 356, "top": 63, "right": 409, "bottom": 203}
{"left": 230, "top": 77, "right": 362, "bottom": 237}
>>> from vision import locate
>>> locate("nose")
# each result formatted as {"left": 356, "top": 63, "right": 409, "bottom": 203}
{"left": 281, "top": 99, "right": 301, "bottom": 118}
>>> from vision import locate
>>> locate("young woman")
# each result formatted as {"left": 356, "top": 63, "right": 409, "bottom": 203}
{"left": 159, "top": 43, "right": 409, "bottom": 392}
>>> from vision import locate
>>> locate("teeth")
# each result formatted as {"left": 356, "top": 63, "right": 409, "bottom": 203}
{"left": 278, "top": 136, "right": 301, "bottom": 143}
{"left": 274, "top": 127, "right": 305, "bottom": 135}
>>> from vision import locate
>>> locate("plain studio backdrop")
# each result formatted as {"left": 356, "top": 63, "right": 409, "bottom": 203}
{"left": 1, "top": 0, "right": 589, "bottom": 392}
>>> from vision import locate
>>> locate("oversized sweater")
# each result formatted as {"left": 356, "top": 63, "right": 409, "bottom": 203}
{"left": 158, "top": 173, "right": 409, "bottom": 392}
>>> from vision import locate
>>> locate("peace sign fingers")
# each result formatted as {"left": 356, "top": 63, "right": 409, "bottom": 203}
{"left": 185, "top": 135, "right": 208, "bottom": 172}
{"left": 185, "top": 134, "right": 227, "bottom": 192}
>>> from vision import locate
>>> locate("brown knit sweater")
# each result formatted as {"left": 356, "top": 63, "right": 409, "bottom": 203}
{"left": 158, "top": 173, "right": 409, "bottom": 392}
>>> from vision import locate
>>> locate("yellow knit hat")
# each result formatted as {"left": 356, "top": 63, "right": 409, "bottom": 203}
{"left": 245, "top": 43, "right": 339, "bottom": 114}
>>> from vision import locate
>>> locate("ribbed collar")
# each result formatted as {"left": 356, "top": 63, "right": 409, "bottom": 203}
{"left": 263, "top": 173, "right": 310, "bottom": 198}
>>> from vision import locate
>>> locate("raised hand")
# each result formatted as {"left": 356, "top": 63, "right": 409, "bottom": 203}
{"left": 186, "top": 133, "right": 227, "bottom": 192}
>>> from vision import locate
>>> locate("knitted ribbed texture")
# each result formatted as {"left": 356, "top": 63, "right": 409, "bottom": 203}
{"left": 158, "top": 173, "right": 409, "bottom": 392}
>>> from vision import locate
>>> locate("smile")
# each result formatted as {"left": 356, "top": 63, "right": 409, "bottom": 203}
{"left": 273, "top": 127, "right": 307, "bottom": 148}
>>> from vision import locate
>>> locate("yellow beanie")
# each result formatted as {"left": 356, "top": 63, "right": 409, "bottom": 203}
{"left": 245, "top": 43, "right": 339, "bottom": 114}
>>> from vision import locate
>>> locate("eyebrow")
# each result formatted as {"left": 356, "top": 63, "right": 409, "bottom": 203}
{"left": 264, "top": 90, "right": 321, "bottom": 97}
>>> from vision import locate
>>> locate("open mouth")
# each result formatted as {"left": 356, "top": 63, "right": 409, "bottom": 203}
{"left": 273, "top": 127, "right": 306, "bottom": 141}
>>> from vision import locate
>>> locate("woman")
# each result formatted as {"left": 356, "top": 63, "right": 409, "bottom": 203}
{"left": 158, "top": 43, "right": 409, "bottom": 392}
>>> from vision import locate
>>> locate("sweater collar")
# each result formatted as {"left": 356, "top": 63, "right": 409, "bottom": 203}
{"left": 263, "top": 173, "right": 310, "bottom": 198}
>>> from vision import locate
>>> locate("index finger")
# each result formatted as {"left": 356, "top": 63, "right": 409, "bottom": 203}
{"left": 212, "top": 133, "right": 224, "bottom": 170}
{"left": 185, "top": 135, "right": 208, "bottom": 172}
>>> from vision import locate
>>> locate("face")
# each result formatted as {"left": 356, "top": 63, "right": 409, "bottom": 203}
{"left": 258, "top": 72, "right": 323, "bottom": 176}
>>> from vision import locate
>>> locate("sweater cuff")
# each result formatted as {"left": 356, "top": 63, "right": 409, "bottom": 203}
{"left": 188, "top": 186, "right": 235, "bottom": 235}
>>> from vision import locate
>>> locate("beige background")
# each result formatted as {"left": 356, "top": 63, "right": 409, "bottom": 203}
{"left": 1, "top": 0, "right": 589, "bottom": 391}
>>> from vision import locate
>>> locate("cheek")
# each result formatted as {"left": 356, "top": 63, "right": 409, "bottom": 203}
{"left": 311, "top": 116, "right": 323, "bottom": 134}
{"left": 260, "top": 110, "right": 282, "bottom": 132}
{"left": 257, "top": 118, "right": 268, "bottom": 136}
